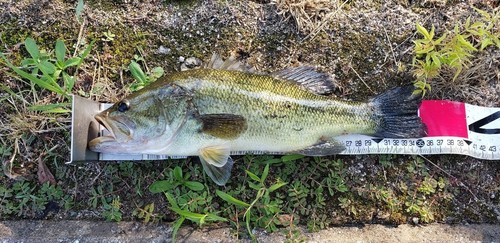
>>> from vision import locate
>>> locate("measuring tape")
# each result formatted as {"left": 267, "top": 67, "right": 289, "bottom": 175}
{"left": 97, "top": 100, "right": 499, "bottom": 161}
{"left": 334, "top": 100, "right": 500, "bottom": 160}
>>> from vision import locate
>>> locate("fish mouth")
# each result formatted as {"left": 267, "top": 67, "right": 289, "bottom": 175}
{"left": 88, "top": 114, "right": 135, "bottom": 152}
{"left": 95, "top": 115, "right": 117, "bottom": 141}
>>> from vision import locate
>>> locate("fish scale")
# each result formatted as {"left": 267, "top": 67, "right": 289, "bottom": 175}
{"left": 178, "top": 69, "right": 376, "bottom": 147}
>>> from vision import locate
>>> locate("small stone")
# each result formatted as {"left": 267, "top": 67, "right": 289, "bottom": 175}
{"left": 180, "top": 57, "right": 203, "bottom": 71}
{"left": 178, "top": 56, "right": 185, "bottom": 62}
{"left": 157, "top": 46, "right": 171, "bottom": 55}
{"left": 412, "top": 217, "right": 419, "bottom": 224}
{"left": 184, "top": 57, "right": 202, "bottom": 68}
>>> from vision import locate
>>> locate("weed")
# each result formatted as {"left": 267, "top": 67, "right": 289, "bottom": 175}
{"left": 0, "top": 181, "right": 73, "bottom": 219}
{"left": 102, "top": 31, "right": 116, "bottom": 42}
{"left": 218, "top": 163, "right": 288, "bottom": 240}
{"left": 103, "top": 197, "right": 123, "bottom": 222}
{"left": 166, "top": 192, "right": 226, "bottom": 242}
{"left": 133, "top": 202, "right": 163, "bottom": 223}
{"left": 128, "top": 55, "right": 164, "bottom": 92}
{"left": 0, "top": 37, "right": 93, "bottom": 112}
{"left": 412, "top": 8, "right": 500, "bottom": 95}
{"left": 149, "top": 165, "right": 224, "bottom": 242}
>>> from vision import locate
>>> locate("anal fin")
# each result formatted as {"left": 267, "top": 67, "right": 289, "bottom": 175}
{"left": 293, "top": 139, "right": 346, "bottom": 156}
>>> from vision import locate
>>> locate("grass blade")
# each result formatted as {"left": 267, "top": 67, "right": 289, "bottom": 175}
{"left": 216, "top": 190, "right": 250, "bottom": 207}
{"left": 1, "top": 54, "right": 65, "bottom": 95}
{"left": 171, "top": 216, "right": 185, "bottom": 243}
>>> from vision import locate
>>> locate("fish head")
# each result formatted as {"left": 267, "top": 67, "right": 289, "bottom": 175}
{"left": 88, "top": 85, "right": 190, "bottom": 153}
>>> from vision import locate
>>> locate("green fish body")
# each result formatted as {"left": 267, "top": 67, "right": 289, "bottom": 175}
{"left": 89, "top": 55, "right": 426, "bottom": 185}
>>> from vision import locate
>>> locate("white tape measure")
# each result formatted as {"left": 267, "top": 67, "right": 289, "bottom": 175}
{"left": 96, "top": 100, "right": 499, "bottom": 161}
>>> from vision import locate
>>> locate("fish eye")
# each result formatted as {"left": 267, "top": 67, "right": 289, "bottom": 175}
{"left": 117, "top": 100, "right": 130, "bottom": 112}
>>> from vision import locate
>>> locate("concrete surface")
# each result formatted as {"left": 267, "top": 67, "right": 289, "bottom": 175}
{"left": 1, "top": 221, "right": 499, "bottom": 242}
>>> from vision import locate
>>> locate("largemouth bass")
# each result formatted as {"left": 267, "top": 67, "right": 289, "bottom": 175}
{"left": 89, "top": 54, "right": 426, "bottom": 185}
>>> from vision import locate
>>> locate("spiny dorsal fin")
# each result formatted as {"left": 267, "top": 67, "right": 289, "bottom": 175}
{"left": 205, "top": 53, "right": 254, "bottom": 72}
{"left": 198, "top": 114, "right": 248, "bottom": 140}
{"left": 272, "top": 66, "right": 335, "bottom": 95}
{"left": 199, "top": 145, "right": 234, "bottom": 185}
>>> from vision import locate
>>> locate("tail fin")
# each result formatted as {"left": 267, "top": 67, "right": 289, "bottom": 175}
{"left": 371, "top": 86, "right": 427, "bottom": 138}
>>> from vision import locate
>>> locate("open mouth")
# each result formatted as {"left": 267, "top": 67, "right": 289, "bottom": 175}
{"left": 94, "top": 115, "right": 116, "bottom": 141}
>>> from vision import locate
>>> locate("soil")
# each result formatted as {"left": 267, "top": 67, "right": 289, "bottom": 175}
{"left": 0, "top": 0, "right": 499, "bottom": 241}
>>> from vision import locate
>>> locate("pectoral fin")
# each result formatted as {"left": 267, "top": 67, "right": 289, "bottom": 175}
{"left": 199, "top": 114, "right": 248, "bottom": 139}
{"left": 199, "top": 145, "right": 234, "bottom": 185}
{"left": 294, "top": 139, "right": 346, "bottom": 156}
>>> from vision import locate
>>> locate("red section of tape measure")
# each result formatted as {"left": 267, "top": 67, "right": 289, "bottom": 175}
{"left": 419, "top": 100, "right": 468, "bottom": 138}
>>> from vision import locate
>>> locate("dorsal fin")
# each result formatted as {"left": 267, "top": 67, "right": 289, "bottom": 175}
{"left": 272, "top": 66, "right": 335, "bottom": 95}
{"left": 205, "top": 53, "right": 254, "bottom": 72}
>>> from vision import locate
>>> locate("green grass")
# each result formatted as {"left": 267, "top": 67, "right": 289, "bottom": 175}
{"left": 0, "top": 1, "right": 499, "bottom": 242}
{"left": 412, "top": 7, "right": 500, "bottom": 95}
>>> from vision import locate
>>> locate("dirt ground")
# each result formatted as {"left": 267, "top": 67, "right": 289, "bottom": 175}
{"left": 0, "top": 0, "right": 499, "bottom": 241}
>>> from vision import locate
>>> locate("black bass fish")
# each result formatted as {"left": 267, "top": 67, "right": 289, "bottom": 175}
{"left": 89, "top": 54, "right": 426, "bottom": 185}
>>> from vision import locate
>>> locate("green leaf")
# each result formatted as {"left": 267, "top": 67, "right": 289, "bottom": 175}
{"left": 150, "top": 67, "right": 164, "bottom": 80}
{"left": 148, "top": 180, "right": 174, "bottom": 193}
{"left": 173, "top": 166, "right": 183, "bottom": 181}
{"left": 75, "top": 0, "right": 85, "bottom": 22}
{"left": 216, "top": 190, "right": 250, "bottom": 207}
{"left": 171, "top": 216, "right": 185, "bottom": 243}
{"left": 20, "top": 58, "right": 36, "bottom": 67}
{"left": 428, "top": 25, "right": 435, "bottom": 40}
{"left": 430, "top": 53, "right": 441, "bottom": 66}
{"left": 260, "top": 164, "right": 269, "bottom": 182}
{"left": 246, "top": 170, "right": 261, "bottom": 182}
{"left": 416, "top": 23, "right": 431, "bottom": 40}
{"left": 415, "top": 44, "right": 434, "bottom": 54}
{"left": 165, "top": 192, "right": 179, "bottom": 209}
{"left": 452, "top": 66, "right": 463, "bottom": 81}
{"left": 24, "top": 38, "right": 40, "bottom": 59}
{"left": 434, "top": 33, "right": 447, "bottom": 45}
{"left": 129, "top": 60, "right": 148, "bottom": 84}
{"left": 457, "top": 35, "right": 477, "bottom": 51}
{"left": 493, "top": 36, "right": 500, "bottom": 48}
{"left": 248, "top": 181, "right": 261, "bottom": 190}
{"left": 281, "top": 154, "right": 305, "bottom": 162}
{"left": 184, "top": 181, "right": 204, "bottom": 191}
{"left": 268, "top": 181, "right": 288, "bottom": 193}
{"left": 473, "top": 7, "right": 491, "bottom": 20}
{"left": 63, "top": 72, "right": 75, "bottom": 93}
{"left": 55, "top": 40, "right": 66, "bottom": 64}
{"left": 1, "top": 54, "right": 65, "bottom": 95}
{"left": 37, "top": 60, "right": 56, "bottom": 75}
{"left": 205, "top": 213, "right": 227, "bottom": 222}
{"left": 75, "top": 41, "right": 94, "bottom": 70}
{"left": 28, "top": 103, "right": 71, "bottom": 113}
{"left": 244, "top": 210, "right": 255, "bottom": 240}
{"left": 480, "top": 38, "right": 493, "bottom": 51}
{"left": 63, "top": 57, "right": 81, "bottom": 69}
{"left": 464, "top": 16, "right": 471, "bottom": 30}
